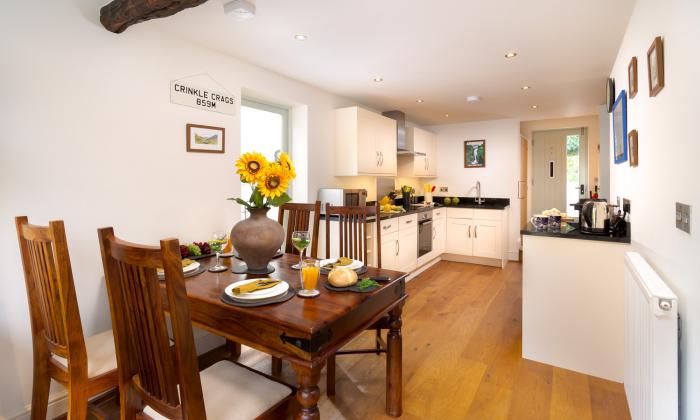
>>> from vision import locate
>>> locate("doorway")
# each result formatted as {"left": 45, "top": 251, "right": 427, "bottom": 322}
{"left": 532, "top": 128, "right": 588, "bottom": 216}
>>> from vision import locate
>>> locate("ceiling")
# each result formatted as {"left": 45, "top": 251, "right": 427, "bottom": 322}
{"left": 146, "top": 0, "right": 634, "bottom": 125}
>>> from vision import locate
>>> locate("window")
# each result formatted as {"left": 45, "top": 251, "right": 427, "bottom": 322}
{"left": 240, "top": 99, "right": 290, "bottom": 220}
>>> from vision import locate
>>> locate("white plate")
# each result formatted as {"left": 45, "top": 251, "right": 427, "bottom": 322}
{"left": 224, "top": 279, "right": 289, "bottom": 301}
{"left": 320, "top": 258, "right": 363, "bottom": 270}
{"left": 183, "top": 261, "right": 200, "bottom": 273}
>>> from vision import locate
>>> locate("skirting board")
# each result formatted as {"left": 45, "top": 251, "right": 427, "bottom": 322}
{"left": 6, "top": 330, "right": 224, "bottom": 420}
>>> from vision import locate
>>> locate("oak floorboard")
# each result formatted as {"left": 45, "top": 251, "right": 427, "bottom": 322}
{"left": 84, "top": 260, "right": 631, "bottom": 420}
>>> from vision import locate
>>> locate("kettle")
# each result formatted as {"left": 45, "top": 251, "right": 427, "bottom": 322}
{"left": 580, "top": 199, "right": 610, "bottom": 235}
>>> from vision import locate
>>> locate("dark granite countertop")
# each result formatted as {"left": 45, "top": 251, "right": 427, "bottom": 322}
{"left": 521, "top": 222, "right": 631, "bottom": 244}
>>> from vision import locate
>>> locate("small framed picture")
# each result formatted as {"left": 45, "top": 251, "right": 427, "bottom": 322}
{"left": 629, "top": 130, "right": 638, "bottom": 167}
{"left": 628, "top": 57, "right": 638, "bottom": 99}
{"left": 464, "top": 140, "right": 486, "bottom": 168}
{"left": 612, "top": 91, "right": 628, "bottom": 164}
{"left": 647, "top": 36, "right": 665, "bottom": 97}
{"left": 186, "top": 124, "right": 225, "bottom": 153}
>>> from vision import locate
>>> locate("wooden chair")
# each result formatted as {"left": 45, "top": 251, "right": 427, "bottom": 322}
{"left": 97, "top": 227, "right": 295, "bottom": 419}
{"left": 15, "top": 216, "right": 118, "bottom": 419}
{"left": 323, "top": 204, "right": 389, "bottom": 396}
{"left": 278, "top": 200, "right": 321, "bottom": 258}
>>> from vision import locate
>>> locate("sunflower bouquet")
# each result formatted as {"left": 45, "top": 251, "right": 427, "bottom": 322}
{"left": 230, "top": 151, "right": 296, "bottom": 210}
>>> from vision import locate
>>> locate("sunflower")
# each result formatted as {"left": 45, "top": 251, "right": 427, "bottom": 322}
{"left": 257, "top": 163, "right": 290, "bottom": 199}
{"left": 277, "top": 151, "right": 296, "bottom": 180}
{"left": 236, "top": 152, "right": 268, "bottom": 183}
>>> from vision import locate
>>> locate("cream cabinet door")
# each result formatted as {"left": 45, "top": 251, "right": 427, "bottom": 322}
{"left": 375, "top": 114, "right": 397, "bottom": 175}
{"left": 397, "top": 229, "right": 418, "bottom": 270}
{"left": 445, "top": 218, "right": 473, "bottom": 255}
{"left": 424, "top": 130, "right": 438, "bottom": 176}
{"left": 380, "top": 231, "right": 399, "bottom": 270}
{"left": 433, "top": 216, "right": 446, "bottom": 255}
{"left": 356, "top": 108, "right": 379, "bottom": 174}
{"left": 472, "top": 220, "right": 502, "bottom": 259}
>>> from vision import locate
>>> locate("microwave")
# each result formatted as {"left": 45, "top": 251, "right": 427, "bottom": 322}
{"left": 317, "top": 188, "right": 367, "bottom": 213}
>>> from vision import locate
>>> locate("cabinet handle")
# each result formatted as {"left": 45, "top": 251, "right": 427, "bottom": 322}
{"left": 396, "top": 239, "right": 399, "bottom": 256}
{"left": 468, "top": 225, "right": 471, "bottom": 238}
{"left": 475, "top": 225, "right": 478, "bottom": 238}
{"left": 433, "top": 226, "right": 436, "bottom": 240}
{"left": 379, "top": 151, "right": 384, "bottom": 166}
{"left": 405, "top": 220, "right": 412, "bottom": 224}
{"left": 383, "top": 225, "right": 391, "bottom": 230}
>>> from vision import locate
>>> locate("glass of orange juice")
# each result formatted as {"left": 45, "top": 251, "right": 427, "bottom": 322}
{"left": 298, "top": 258, "right": 320, "bottom": 298}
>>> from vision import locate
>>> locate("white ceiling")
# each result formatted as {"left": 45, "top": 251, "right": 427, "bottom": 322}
{"left": 148, "top": 0, "right": 634, "bottom": 125}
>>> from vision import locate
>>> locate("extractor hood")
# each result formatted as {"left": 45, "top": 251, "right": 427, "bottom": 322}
{"left": 382, "top": 110, "right": 426, "bottom": 156}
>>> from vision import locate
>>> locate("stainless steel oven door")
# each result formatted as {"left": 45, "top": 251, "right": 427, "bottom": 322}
{"left": 418, "top": 219, "right": 433, "bottom": 257}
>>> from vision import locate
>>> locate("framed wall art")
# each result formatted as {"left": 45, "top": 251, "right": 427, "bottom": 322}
{"left": 647, "top": 36, "right": 665, "bottom": 97}
{"left": 612, "top": 91, "right": 628, "bottom": 164}
{"left": 628, "top": 130, "right": 638, "bottom": 167}
{"left": 186, "top": 124, "right": 225, "bottom": 153}
{"left": 464, "top": 140, "right": 486, "bottom": 168}
{"left": 628, "top": 57, "right": 638, "bottom": 99}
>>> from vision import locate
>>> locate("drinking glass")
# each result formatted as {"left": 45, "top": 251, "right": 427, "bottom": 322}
{"left": 298, "top": 258, "right": 320, "bottom": 297}
{"left": 291, "top": 230, "right": 311, "bottom": 269}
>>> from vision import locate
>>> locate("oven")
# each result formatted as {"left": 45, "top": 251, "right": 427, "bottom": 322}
{"left": 417, "top": 211, "right": 433, "bottom": 258}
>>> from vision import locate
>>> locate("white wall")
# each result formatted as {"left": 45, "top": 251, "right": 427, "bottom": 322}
{"left": 0, "top": 1, "right": 355, "bottom": 417}
{"left": 425, "top": 119, "right": 521, "bottom": 260}
{"left": 608, "top": 0, "right": 700, "bottom": 418}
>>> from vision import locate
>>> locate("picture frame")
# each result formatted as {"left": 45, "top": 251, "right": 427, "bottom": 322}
{"left": 612, "top": 91, "right": 628, "bottom": 164}
{"left": 628, "top": 130, "right": 638, "bottom": 167}
{"left": 628, "top": 57, "right": 638, "bottom": 99}
{"left": 186, "top": 124, "right": 225, "bottom": 153}
{"left": 464, "top": 140, "right": 486, "bottom": 168}
{"left": 647, "top": 36, "right": 665, "bottom": 97}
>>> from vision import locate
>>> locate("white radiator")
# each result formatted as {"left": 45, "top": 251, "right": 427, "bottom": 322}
{"left": 624, "top": 252, "right": 678, "bottom": 420}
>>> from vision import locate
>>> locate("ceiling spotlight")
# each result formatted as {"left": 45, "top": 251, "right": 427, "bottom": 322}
{"left": 505, "top": 51, "right": 518, "bottom": 59}
{"left": 373, "top": 77, "right": 384, "bottom": 83}
{"left": 531, "top": 105, "right": 538, "bottom": 109}
{"left": 223, "top": 0, "right": 256, "bottom": 21}
{"left": 416, "top": 99, "right": 424, "bottom": 103}
{"left": 521, "top": 85, "right": 531, "bottom": 90}
{"left": 294, "top": 34, "right": 308, "bottom": 41}
{"left": 465, "top": 95, "right": 481, "bottom": 103}
{"left": 445, "top": 114, "right": 450, "bottom": 118}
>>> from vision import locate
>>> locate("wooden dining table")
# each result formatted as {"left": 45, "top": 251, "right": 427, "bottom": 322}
{"left": 161, "top": 253, "right": 408, "bottom": 419}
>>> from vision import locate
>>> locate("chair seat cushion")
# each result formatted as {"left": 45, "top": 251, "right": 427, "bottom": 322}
{"left": 53, "top": 329, "right": 117, "bottom": 378}
{"left": 144, "top": 360, "right": 292, "bottom": 419}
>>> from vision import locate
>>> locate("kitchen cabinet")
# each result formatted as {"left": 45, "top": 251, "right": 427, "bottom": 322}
{"left": 397, "top": 215, "right": 418, "bottom": 270}
{"left": 444, "top": 207, "right": 508, "bottom": 267}
{"left": 380, "top": 234, "right": 399, "bottom": 270}
{"left": 335, "top": 106, "right": 397, "bottom": 176}
{"left": 398, "top": 127, "right": 438, "bottom": 178}
{"left": 432, "top": 208, "right": 446, "bottom": 255}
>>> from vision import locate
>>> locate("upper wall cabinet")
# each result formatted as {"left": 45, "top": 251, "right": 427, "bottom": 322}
{"left": 399, "top": 127, "right": 438, "bottom": 177}
{"left": 335, "top": 106, "right": 397, "bottom": 176}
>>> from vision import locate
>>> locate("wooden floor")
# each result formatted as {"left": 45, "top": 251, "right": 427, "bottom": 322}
{"left": 88, "top": 261, "right": 631, "bottom": 419}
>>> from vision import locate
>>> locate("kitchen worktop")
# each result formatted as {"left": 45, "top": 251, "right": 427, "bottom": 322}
{"left": 521, "top": 222, "right": 631, "bottom": 243}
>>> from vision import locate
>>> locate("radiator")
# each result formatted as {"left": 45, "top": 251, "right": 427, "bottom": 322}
{"left": 624, "top": 252, "right": 678, "bottom": 420}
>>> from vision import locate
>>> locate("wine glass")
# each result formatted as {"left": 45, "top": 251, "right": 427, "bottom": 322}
{"left": 291, "top": 231, "right": 310, "bottom": 269}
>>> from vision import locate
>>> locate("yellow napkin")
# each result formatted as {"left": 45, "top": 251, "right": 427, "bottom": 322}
{"left": 232, "top": 279, "right": 281, "bottom": 295}
{"left": 322, "top": 257, "right": 353, "bottom": 269}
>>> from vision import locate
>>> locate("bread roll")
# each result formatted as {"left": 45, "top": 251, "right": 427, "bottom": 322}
{"left": 328, "top": 267, "right": 358, "bottom": 287}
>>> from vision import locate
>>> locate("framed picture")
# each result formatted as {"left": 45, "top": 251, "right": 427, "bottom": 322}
{"left": 186, "top": 124, "right": 225, "bottom": 153}
{"left": 647, "top": 36, "right": 665, "bottom": 97}
{"left": 606, "top": 77, "right": 615, "bottom": 113}
{"left": 629, "top": 130, "right": 638, "bottom": 167}
{"left": 464, "top": 140, "right": 486, "bottom": 168}
{"left": 612, "top": 91, "right": 628, "bottom": 164}
{"left": 628, "top": 57, "right": 638, "bottom": 99}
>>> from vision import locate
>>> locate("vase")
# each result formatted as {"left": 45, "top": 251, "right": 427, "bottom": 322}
{"left": 231, "top": 207, "right": 284, "bottom": 273}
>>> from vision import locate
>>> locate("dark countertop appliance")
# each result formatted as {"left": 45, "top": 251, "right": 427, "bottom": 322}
{"left": 580, "top": 199, "right": 610, "bottom": 235}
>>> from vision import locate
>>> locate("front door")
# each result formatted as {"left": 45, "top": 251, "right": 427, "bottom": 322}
{"left": 532, "top": 128, "right": 587, "bottom": 216}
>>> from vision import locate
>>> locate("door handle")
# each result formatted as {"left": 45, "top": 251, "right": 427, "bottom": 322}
{"left": 579, "top": 184, "right": 585, "bottom": 195}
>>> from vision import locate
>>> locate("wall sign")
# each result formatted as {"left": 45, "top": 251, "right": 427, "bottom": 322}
{"left": 170, "top": 80, "right": 236, "bottom": 115}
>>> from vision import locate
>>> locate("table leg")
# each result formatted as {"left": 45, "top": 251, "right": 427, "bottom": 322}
{"left": 271, "top": 356, "right": 283, "bottom": 375}
{"left": 225, "top": 339, "right": 241, "bottom": 361}
{"left": 292, "top": 363, "right": 321, "bottom": 420}
{"left": 386, "top": 304, "right": 403, "bottom": 417}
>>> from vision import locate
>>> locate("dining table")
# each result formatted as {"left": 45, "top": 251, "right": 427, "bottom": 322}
{"left": 160, "top": 253, "right": 408, "bottom": 420}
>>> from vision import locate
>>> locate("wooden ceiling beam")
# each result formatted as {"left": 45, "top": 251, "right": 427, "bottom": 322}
{"left": 100, "top": 0, "right": 209, "bottom": 34}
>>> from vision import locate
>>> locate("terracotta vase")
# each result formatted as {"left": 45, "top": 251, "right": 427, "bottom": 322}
{"left": 231, "top": 207, "right": 284, "bottom": 273}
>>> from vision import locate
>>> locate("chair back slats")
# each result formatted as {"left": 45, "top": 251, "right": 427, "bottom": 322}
{"left": 98, "top": 228, "right": 206, "bottom": 419}
{"left": 278, "top": 201, "right": 321, "bottom": 258}
{"left": 15, "top": 217, "right": 85, "bottom": 360}
{"left": 325, "top": 204, "right": 381, "bottom": 267}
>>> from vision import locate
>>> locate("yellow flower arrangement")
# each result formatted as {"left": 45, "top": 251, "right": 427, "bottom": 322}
{"left": 230, "top": 151, "right": 296, "bottom": 209}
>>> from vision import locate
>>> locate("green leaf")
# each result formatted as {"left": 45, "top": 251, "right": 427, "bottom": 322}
{"left": 266, "top": 193, "right": 291, "bottom": 208}
{"left": 251, "top": 188, "right": 264, "bottom": 208}
{"left": 231, "top": 198, "right": 253, "bottom": 209}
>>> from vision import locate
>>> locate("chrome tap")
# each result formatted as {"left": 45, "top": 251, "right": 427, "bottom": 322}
{"left": 475, "top": 181, "right": 484, "bottom": 205}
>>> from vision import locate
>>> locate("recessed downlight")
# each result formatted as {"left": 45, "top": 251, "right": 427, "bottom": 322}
{"left": 294, "top": 34, "right": 308, "bottom": 41}
{"left": 416, "top": 99, "right": 424, "bottom": 103}
{"left": 373, "top": 77, "right": 384, "bottom": 83}
{"left": 521, "top": 85, "right": 531, "bottom": 90}
{"left": 531, "top": 105, "right": 538, "bottom": 109}
{"left": 505, "top": 51, "right": 518, "bottom": 59}
{"left": 465, "top": 95, "right": 481, "bottom": 103}
{"left": 445, "top": 114, "right": 449, "bottom": 118}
